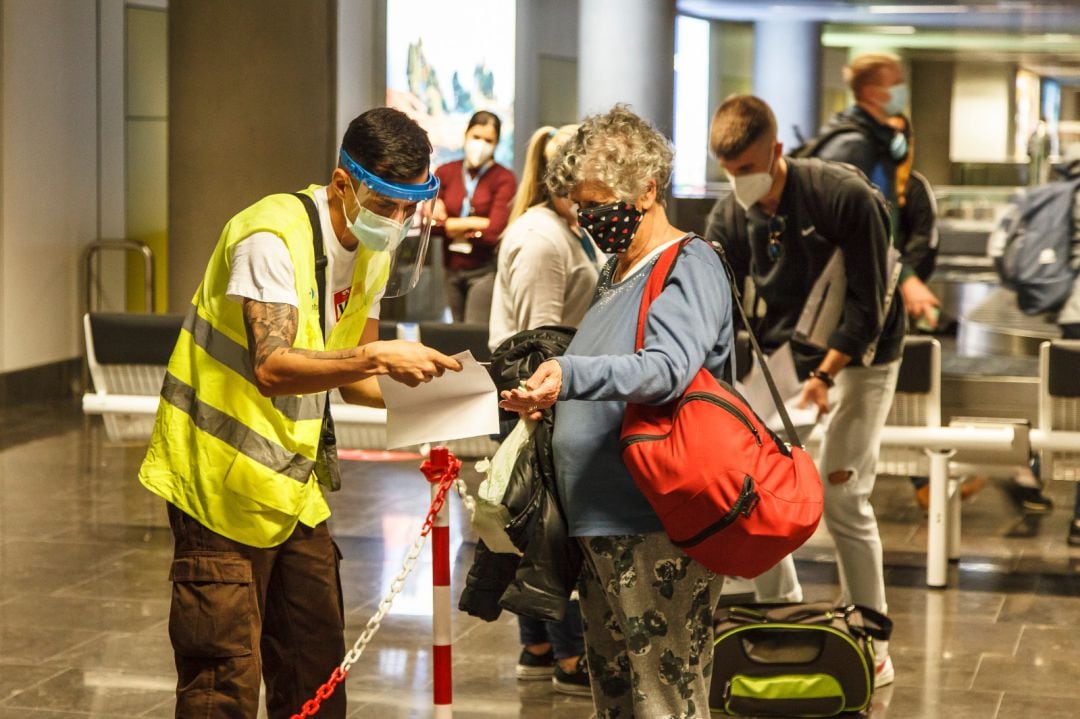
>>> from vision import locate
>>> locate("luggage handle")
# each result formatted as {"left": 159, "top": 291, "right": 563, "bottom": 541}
{"left": 722, "top": 603, "right": 893, "bottom": 641}
{"left": 635, "top": 237, "right": 803, "bottom": 449}
{"left": 844, "top": 605, "right": 893, "bottom": 642}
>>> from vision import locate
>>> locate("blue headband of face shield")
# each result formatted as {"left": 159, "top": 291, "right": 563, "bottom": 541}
{"left": 338, "top": 148, "right": 440, "bottom": 202}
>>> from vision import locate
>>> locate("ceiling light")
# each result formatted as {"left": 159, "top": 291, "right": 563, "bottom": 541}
{"left": 868, "top": 5, "right": 968, "bottom": 13}
{"left": 876, "top": 25, "right": 918, "bottom": 34}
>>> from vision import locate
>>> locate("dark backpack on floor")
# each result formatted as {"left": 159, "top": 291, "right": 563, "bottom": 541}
{"left": 989, "top": 177, "right": 1080, "bottom": 314}
{"left": 710, "top": 602, "right": 892, "bottom": 717}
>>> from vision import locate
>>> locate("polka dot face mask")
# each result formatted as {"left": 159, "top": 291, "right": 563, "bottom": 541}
{"left": 577, "top": 201, "right": 643, "bottom": 254}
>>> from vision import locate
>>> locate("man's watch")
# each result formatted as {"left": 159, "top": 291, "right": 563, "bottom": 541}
{"left": 808, "top": 369, "right": 834, "bottom": 388}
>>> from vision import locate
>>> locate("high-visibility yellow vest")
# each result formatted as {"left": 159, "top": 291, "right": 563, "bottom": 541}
{"left": 139, "top": 186, "right": 390, "bottom": 547}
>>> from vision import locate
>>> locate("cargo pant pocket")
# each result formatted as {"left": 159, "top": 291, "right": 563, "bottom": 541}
{"left": 169, "top": 553, "right": 255, "bottom": 659}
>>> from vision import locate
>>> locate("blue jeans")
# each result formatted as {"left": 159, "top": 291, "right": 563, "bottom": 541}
{"left": 517, "top": 601, "right": 585, "bottom": 660}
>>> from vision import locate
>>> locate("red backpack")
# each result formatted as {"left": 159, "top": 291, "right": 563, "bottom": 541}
{"left": 620, "top": 237, "right": 823, "bottom": 578}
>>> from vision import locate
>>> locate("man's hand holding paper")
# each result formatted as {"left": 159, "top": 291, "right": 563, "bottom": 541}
{"left": 376, "top": 350, "right": 499, "bottom": 448}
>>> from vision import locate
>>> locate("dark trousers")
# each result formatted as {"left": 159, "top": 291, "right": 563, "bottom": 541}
{"left": 167, "top": 503, "right": 347, "bottom": 719}
{"left": 444, "top": 265, "right": 496, "bottom": 323}
{"left": 517, "top": 601, "right": 586, "bottom": 660}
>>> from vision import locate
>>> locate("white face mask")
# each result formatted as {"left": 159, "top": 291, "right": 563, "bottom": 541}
{"left": 464, "top": 137, "right": 495, "bottom": 168}
{"left": 727, "top": 151, "right": 776, "bottom": 210}
{"left": 345, "top": 184, "right": 414, "bottom": 252}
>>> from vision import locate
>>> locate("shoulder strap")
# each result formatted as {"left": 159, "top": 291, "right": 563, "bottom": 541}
{"left": 634, "top": 239, "right": 688, "bottom": 351}
{"left": 636, "top": 236, "right": 803, "bottom": 448}
{"left": 292, "top": 192, "right": 327, "bottom": 340}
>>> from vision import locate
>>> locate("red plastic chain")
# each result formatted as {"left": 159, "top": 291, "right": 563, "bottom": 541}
{"left": 289, "top": 449, "right": 461, "bottom": 718}
{"left": 290, "top": 666, "right": 347, "bottom": 719}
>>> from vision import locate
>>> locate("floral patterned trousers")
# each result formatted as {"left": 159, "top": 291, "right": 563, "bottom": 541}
{"left": 577, "top": 532, "right": 725, "bottom": 719}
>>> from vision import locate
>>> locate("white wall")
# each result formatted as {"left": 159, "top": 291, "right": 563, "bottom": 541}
{"left": 950, "top": 62, "right": 1014, "bottom": 162}
{"left": 1, "top": 0, "right": 99, "bottom": 373}
{"left": 337, "top": 0, "right": 386, "bottom": 143}
{"left": 515, "top": 0, "right": 579, "bottom": 176}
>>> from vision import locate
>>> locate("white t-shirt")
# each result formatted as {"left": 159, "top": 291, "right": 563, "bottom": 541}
{"left": 226, "top": 187, "right": 383, "bottom": 337}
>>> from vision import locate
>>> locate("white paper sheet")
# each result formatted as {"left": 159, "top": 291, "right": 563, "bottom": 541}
{"left": 376, "top": 350, "right": 500, "bottom": 449}
{"left": 736, "top": 342, "right": 819, "bottom": 434}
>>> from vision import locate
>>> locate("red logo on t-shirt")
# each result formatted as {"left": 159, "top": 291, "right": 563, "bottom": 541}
{"left": 333, "top": 287, "right": 351, "bottom": 320}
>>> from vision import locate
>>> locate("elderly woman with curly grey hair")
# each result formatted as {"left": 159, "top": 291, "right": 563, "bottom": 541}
{"left": 499, "top": 105, "right": 734, "bottom": 718}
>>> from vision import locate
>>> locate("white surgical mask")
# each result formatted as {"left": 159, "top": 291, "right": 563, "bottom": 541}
{"left": 346, "top": 185, "right": 414, "bottom": 252}
{"left": 464, "top": 137, "right": 495, "bottom": 168}
{"left": 727, "top": 153, "right": 776, "bottom": 210}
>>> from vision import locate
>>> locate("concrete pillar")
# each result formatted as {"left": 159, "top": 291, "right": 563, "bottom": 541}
{"left": 752, "top": 20, "right": 822, "bottom": 150}
{"left": 168, "top": 0, "right": 337, "bottom": 311}
{"left": 577, "top": 0, "right": 676, "bottom": 135}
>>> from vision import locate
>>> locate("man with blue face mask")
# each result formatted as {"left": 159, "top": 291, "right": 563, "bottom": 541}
{"left": 814, "top": 53, "right": 907, "bottom": 209}
{"left": 139, "top": 107, "right": 461, "bottom": 719}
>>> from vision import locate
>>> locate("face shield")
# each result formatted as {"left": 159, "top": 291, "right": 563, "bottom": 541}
{"left": 339, "top": 147, "right": 440, "bottom": 298}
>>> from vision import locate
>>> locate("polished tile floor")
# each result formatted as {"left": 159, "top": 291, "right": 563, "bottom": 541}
{"left": 3, "top": 399, "right": 1080, "bottom": 718}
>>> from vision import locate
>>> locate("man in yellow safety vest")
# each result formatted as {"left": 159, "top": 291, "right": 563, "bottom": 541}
{"left": 139, "top": 107, "right": 460, "bottom": 718}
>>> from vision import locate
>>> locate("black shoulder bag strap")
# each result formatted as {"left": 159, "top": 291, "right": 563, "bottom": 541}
{"left": 293, "top": 192, "right": 341, "bottom": 491}
{"left": 707, "top": 236, "right": 804, "bottom": 449}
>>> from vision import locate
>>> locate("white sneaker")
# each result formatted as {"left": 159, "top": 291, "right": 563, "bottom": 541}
{"left": 874, "top": 655, "right": 895, "bottom": 688}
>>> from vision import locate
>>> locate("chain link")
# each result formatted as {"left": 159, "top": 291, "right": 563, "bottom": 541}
{"left": 290, "top": 450, "right": 474, "bottom": 718}
{"left": 339, "top": 468, "right": 458, "bottom": 673}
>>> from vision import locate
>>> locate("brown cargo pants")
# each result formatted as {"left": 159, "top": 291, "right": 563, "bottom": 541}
{"left": 167, "top": 503, "right": 347, "bottom": 719}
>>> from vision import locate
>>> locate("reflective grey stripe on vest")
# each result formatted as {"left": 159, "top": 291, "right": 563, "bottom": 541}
{"left": 182, "top": 306, "right": 325, "bottom": 422}
{"left": 160, "top": 371, "right": 315, "bottom": 483}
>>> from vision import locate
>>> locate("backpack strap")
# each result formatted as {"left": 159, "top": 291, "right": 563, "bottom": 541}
{"left": 292, "top": 192, "right": 327, "bottom": 340}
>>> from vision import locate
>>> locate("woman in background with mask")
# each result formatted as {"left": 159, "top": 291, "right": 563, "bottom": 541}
{"left": 499, "top": 106, "right": 734, "bottom": 718}
{"left": 432, "top": 111, "right": 518, "bottom": 323}
{"left": 488, "top": 123, "right": 598, "bottom": 697}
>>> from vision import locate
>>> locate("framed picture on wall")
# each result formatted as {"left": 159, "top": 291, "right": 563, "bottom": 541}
{"left": 386, "top": 0, "right": 516, "bottom": 168}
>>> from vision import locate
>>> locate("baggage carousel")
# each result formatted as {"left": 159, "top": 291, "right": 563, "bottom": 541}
{"left": 931, "top": 277, "right": 1054, "bottom": 426}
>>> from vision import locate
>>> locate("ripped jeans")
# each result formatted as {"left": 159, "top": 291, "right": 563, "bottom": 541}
{"left": 753, "top": 360, "right": 900, "bottom": 620}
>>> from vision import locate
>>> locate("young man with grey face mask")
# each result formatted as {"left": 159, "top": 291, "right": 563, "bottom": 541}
{"left": 704, "top": 94, "right": 905, "bottom": 688}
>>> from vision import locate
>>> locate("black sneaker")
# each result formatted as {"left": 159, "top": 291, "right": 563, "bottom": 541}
{"left": 516, "top": 648, "right": 554, "bottom": 680}
{"left": 552, "top": 656, "right": 592, "bottom": 697}
{"left": 1069, "top": 520, "right": 1080, "bottom": 547}
{"left": 1019, "top": 487, "right": 1054, "bottom": 513}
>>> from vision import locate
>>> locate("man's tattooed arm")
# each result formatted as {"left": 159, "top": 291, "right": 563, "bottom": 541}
{"left": 242, "top": 299, "right": 360, "bottom": 372}
{"left": 242, "top": 300, "right": 300, "bottom": 372}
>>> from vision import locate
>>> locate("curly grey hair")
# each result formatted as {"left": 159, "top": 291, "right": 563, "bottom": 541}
{"left": 545, "top": 105, "right": 674, "bottom": 205}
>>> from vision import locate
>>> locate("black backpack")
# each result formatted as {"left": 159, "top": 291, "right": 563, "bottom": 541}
{"left": 988, "top": 176, "right": 1080, "bottom": 314}
{"left": 789, "top": 121, "right": 865, "bottom": 159}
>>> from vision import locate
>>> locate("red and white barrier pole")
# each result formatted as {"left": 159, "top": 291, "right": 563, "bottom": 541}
{"left": 422, "top": 447, "right": 455, "bottom": 718}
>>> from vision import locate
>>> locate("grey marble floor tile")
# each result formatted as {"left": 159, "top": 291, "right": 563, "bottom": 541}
{"left": 972, "top": 655, "right": 1080, "bottom": 698}
{"left": 996, "top": 692, "right": 1080, "bottom": 718}
{"left": 0, "top": 625, "right": 103, "bottom": 665}
{"left": 1013, "top": 624, "right": 1080, "bottom": 660}
{"left": 997, "top": 591, "right": 1080, "bottom": 625}
{"left": 0, "top": 665, "right": 67, "bottom": 706}
{"left": 0, "top": 595, "right": 169, "bottom": 633}
{"left": 868, "top": 685, "right": 1003, "bottom": 719}
{"left": 887, "top": 614, "right": 1023, "bottom": 658}
{"left": 0, "top": 666, "right": 172, "bottom": 715}
{"left": 48, "top": 631, "right": 175, "bottom": 678}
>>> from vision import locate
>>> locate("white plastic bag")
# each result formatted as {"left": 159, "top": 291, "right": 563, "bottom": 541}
{"left": 470, "top": 419, "right": 536, "bottom": 554}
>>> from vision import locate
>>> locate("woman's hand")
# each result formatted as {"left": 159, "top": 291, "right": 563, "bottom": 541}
{"left": 430, "top": 198, "right": 449, "bottom": 225}
{"left": 498, "top": 359, "right": 563, "bottom": 421}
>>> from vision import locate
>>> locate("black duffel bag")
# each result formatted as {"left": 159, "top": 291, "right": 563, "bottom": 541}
{"left": 710, "top": 602, "right": 893, "bottom": 717}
